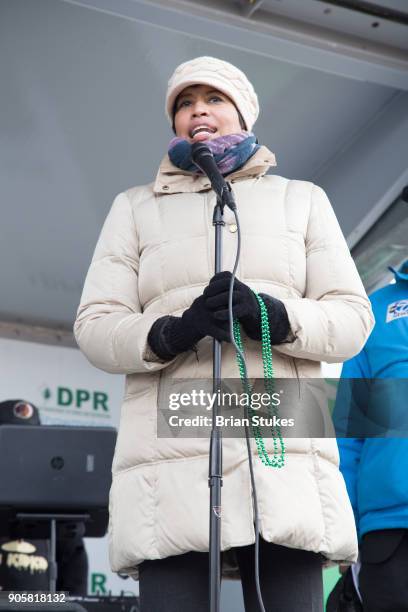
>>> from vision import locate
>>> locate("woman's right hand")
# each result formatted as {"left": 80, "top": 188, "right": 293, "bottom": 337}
{"left": 147, "top": 290, "right": 231, "bottom": 361}
{"left": 181, "top": 294, "right": 231, "bottom": 343}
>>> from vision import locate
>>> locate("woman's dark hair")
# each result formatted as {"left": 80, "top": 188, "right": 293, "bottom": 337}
{"left": 235, "top": 110, "right": 246, "bottom": 130}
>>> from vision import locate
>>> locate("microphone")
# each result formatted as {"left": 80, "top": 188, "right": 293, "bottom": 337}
{"left": 191, "top": 142, "right": 236, "bottom": 211}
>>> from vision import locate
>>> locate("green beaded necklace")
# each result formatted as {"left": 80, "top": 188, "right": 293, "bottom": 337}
{"left": 233, "top": 291, "right": 285, "bottom": 468}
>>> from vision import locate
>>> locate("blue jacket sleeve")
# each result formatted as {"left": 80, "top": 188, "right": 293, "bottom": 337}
{"left": 334, "top": 351, "right": 371, "bottom": 533}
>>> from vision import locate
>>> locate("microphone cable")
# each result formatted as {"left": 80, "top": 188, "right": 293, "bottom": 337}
{"left": 227, "top": 206, "right": 267, "bottom": 612}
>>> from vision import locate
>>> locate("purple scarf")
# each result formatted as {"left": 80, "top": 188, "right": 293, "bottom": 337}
{"left": 168, "top": 132, "right": 260, "bottom": 176}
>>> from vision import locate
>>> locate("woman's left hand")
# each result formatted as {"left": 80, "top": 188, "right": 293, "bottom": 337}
{"left": 203, "top": 271, "right": 259, "bottom": 327}
{"left": 203, "top": 271, "right": 290, "bottom": 343}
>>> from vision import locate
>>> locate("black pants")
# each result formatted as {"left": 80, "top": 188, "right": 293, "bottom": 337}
{"left": 359, "top": 529, "right": 408, "bottom": 612}
{"left": 139, "top": 536, "right": 323, "bottom": 611}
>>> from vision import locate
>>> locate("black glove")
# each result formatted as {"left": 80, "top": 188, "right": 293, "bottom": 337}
{"left": 147, "top": 294, "right": 231, "bottom": 361}
{"left": 203, "top": 271, "right": 290, "bottom": 343}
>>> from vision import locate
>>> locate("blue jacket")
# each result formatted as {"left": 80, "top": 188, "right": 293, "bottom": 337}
{"left": 334, "top": 260, "right": 408, "bottom": 540}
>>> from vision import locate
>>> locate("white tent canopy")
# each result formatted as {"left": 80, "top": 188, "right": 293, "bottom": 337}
{"left": 1, "top": 0, "right": 407, "bottom": 338}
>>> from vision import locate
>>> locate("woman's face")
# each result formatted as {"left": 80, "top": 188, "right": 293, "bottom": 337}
{"left": 173, "top": 84, "right": 243, "bottom": 143}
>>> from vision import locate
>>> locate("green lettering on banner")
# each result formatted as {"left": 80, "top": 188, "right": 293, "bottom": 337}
{"left": 57, "top": 387, "right": 73, "bottom": 406}
{"left": 93, "top": 392, "right": 109, "bottom": 412}
{"left": 91, "top": 572, "right": 107, "bottom": 595}
{"left": 76, "top": 389, "right": 90, "bottom": 407}
{"left": 55, "top": 387, "right": 109, "bottom": 413}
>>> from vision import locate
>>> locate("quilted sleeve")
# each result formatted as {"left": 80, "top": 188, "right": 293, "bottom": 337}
{"left": 276, "top": 184, "right": 374, "bottom": 363}
{"left": 74, "top": 191, "right": 175, "bottom": 374}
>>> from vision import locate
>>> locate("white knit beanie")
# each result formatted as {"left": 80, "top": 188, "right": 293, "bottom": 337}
{"left": 166, "top": 56, "right": 259, "bottom": 132}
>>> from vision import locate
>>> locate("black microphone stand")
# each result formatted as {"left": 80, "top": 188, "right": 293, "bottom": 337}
{"left": 191, "top": 142, "right": 237, "bottom": 612}
{"left": 209, "top": 184, "right": 237, "bottom": 612}
{"left": 208, "top": 193, "right": 224, "bottom": 612}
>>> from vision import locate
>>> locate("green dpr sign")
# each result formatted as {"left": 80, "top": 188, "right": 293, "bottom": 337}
{"left": 43, "top": 387, "right": 109, "bottom": 412}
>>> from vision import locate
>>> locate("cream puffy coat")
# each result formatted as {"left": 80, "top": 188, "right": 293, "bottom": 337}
{"left": 74, "top": 146, "right": 374, "bottom": 578}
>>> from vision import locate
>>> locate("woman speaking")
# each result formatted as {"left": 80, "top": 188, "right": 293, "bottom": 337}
{"left": 74, "top": 57, "right": 374, "bottom": 611}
